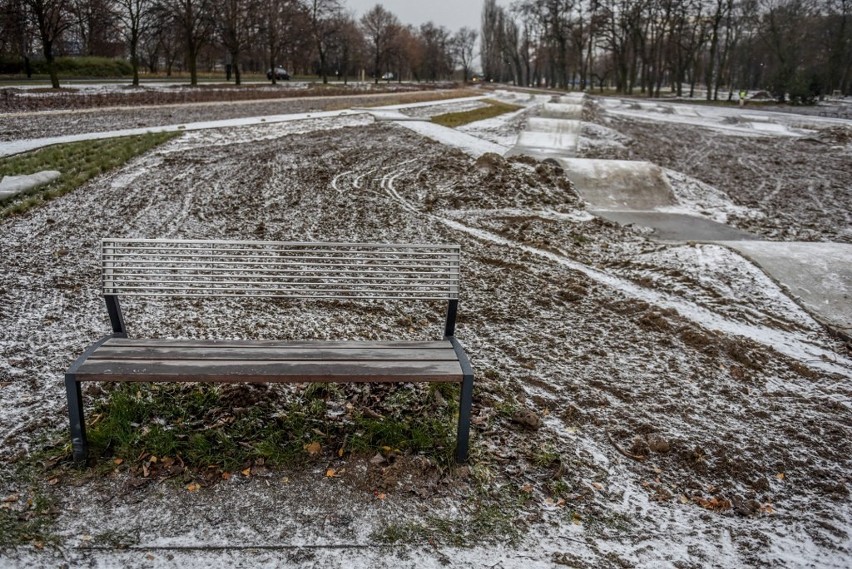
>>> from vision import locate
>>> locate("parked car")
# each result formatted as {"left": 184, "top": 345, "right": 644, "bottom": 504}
{"left": 381, "top": 72, "right": 395, "bottom": 81}
{"left": 267, "top": 67, "right": 290, "bottom": 80}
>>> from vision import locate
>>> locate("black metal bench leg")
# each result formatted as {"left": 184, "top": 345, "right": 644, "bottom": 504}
{"left": 455, "top": 373, "right": 474, "bottom": 464}
{"left": 65, "top": 375, "right": 88, "bottom": 464}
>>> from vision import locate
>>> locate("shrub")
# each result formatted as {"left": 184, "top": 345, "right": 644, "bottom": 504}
{"left": 29, "top": 57, "right": 133, "bottom": 77}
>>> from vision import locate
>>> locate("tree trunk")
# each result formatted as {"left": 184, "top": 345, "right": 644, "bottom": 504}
{"left": 130, "top": 33, "right": 140, "bottom": 86}
{"left": 231, "top": 51, "right": 241, "bottom": 85}
{"left": 189, "top": 47, "right": 198, "bottom": 86}
{"left": 44, "top": 42, "right": 60, "bottom": 89}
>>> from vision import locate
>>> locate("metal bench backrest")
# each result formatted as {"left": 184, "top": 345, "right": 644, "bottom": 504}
{"left": 101, "top": 238, "right": 461, "bottom": 337}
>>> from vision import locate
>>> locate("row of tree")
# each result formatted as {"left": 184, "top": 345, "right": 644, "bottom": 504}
{"left": 482, "top": 0, "right": 852, "bottom": 102}
{"left": 0, "top": 0, "right": 479, "bottom": 88}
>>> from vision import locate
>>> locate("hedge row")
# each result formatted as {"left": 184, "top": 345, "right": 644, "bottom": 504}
{"left": 0, "top": 56, "right": 132, "bottom": 77}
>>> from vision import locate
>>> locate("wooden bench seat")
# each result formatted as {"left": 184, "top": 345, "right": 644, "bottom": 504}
{"left": 65, "top": 239, "right": 474, "bottom": 465}
{"left": 75, "top": 338, "right": 464, "bottom": 383}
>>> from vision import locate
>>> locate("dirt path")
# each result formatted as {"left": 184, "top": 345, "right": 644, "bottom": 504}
{"left": 584, "top": 112, "right": 852, "bottom": 243}
{"left": 1, "top": 116, "right": 850, "bottom": 567}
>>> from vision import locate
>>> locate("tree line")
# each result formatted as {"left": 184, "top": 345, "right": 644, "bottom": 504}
{"left": 482, "top": 0, "right": 852, "bottom": 102}
{"left": 0, "top": 0, "right": 479, "bottom": 88}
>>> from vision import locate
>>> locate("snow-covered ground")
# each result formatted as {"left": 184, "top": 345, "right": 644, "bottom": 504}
{"left": 1, "top": 90, "right": 850, "bottom": 568}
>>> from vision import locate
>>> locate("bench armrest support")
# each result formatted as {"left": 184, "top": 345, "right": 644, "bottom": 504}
{"left": 105, "top": 295, "right": 127, "bottom": 338}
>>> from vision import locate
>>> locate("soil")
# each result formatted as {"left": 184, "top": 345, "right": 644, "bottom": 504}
{"left": 0, "top": 85, "right": 472, "bottom": 142}
{"left": 0, "top": 93, "right": 850, "bottom": 567}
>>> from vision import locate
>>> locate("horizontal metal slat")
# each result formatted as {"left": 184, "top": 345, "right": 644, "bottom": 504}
{"left": 104, "top": 339, "right": 454, "bottom": 349}
{"left": 101, "top": 239, "right": 461, "bottom": 299}
{"left": 104, "top": 272, "right": 457, "bottom": 283}
{"left": 103, "top": 238, "right": 459, "bottom": 249}
{"left": 101, "top": 291, "right": 456, "bottom": 300}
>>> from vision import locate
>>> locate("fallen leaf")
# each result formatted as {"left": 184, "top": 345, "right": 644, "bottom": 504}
{"left": 186, "top": 482, "right": 200, "bottom": 492}
{"left": 149, "top": 455, "right": 158, "bottom": 463}
{"left": 326, "top": 468, "right": 338, "bottom": 478}
{"left": 592, "top": 482, "right": 604, "bottom": 491}
{"left": 142, "top": 464, "right": 149, "bottom": 478}
{"left": 79, "top": 534, "right": 92, "bottom": 541}
{"left": 304, "top": 442, "right": 321, "bottom": 456}
{"left": 571, "top": 512, "right": 582, "bottom": 525}
{"left": 146, "top": 554, "right": 155, "bottom": 561}
{"left": 679, "top": 495, "right": 690, "bottom": 504}
{"left": 33, "top": 541, "right": 44, "bottom": 549}
{"left": 776, "top": 473, "right": 785, "bottom": 481}
{"left": 241, "top": 468, "right": 252, "bottom": 477}
{"left": 222, "top": 472, "right": 231, "bottom": 481}
{"left": 338, "top": 447, "right": 345, "bottom": 458}
{"left": 47, "top": 477, "right": 59, "bottom": 486}
{"left": 760, "top": 503, "right": 776, "bottom": 514}
{"left": 693, "top": 496, "right": 732, "bottom": 511}
{"left": 520, "top": 483, "right": 533, "bottom": 494}
{"left": 280, "top": 477, "right": 290, "bottom": 485}
{"left": 113, "top": 458, "right": 124, "bottom": 466}
{"left": 375, "top": 492, "right": 386, "bottom": 500}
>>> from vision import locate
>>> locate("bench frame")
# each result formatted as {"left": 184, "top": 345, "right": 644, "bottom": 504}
{"left": 65, "top": 239, "right": 474, "bottom": 464}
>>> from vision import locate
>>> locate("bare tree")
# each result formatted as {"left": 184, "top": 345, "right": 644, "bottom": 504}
{"left": 69, "top": 0, "right": 120, "bottom": 55}
{"left": 360, "top": 3, "right": 398, "bottom": 82}
{"left": 158, "top": 0, "right": 214, "bottom": 85}
{"left": 417, "top": 22, "right": 452, "bottom": 81}
{"left": 328, "top": 14, "right": 363, "bottom": 82}
{"left": 23, "top": 0, "right": 73, "bottom": 87}
{"left": 1, "top": 0, "right": 37, "bottom": 76}
{"left": 302, "top": 0, "right": 341, "bottom": 83}
{"left": 219, "top": 0, "right": 257, "bottom": 84}
{"left": 115, "top": 0, "right": 152, "bottom": 85}
{"left": 452, "top": 26, "right": 477, "bottom": 82}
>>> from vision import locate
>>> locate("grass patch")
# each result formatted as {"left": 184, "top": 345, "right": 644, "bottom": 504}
{"left": 84, "top": 382, "right": 459, "bottom": 473}
{"left": 0, "top": 132, "right": 180, "bottom": 218}
{"left": 0, "top": 441, "right": 62, "bottom": 549}
{"left": 431, "top": 99, "right": 524, "bottom": 128}
{"left": 371, "top": 489, "right": 524, "bottom": 546}
{"left": 0, "top": 490, "right": 57, "bottom": 550}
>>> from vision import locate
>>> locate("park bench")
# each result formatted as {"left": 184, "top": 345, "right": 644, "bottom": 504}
{"left": 65, "top": 238, "right": 474, "bottom": 464}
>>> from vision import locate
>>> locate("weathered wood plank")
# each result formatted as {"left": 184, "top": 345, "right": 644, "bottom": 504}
{"left": 90, "top": 346, "right": 459, "bottom": 361}
{"left": 75, "top": 358, "right": 464, "bottom": 383}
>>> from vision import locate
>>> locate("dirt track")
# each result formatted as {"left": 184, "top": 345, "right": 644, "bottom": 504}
{"left": 584, "top": 111, "right": 852, "bottom": 243}
{"left": 1, "top": 103, "right": 851, "bottom": 566}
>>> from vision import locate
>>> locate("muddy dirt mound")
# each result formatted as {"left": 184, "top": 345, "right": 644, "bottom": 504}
{"left": 420, "top": 150, "right": 581, "bottom": 212}
{"left": 815, "top": 126, "right": 852, "bottom": 144}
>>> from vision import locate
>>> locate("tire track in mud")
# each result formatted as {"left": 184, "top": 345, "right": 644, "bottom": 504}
{"left": 363, "top": 168, "right": 852, "bottom": 382}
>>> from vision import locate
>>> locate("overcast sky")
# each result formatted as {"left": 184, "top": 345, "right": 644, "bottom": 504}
{"left": 343, "top": 0, "right": 507, "bottom": 34}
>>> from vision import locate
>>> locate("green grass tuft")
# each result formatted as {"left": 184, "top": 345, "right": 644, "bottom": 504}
{"left": 84, "top": 382, "right": 459, "bottom": 472}
{"left": 0, "top": 132, "right": 180, "bottom": 218}
{"left": 431, "top": 99, "right": 524, "bottom": 128}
